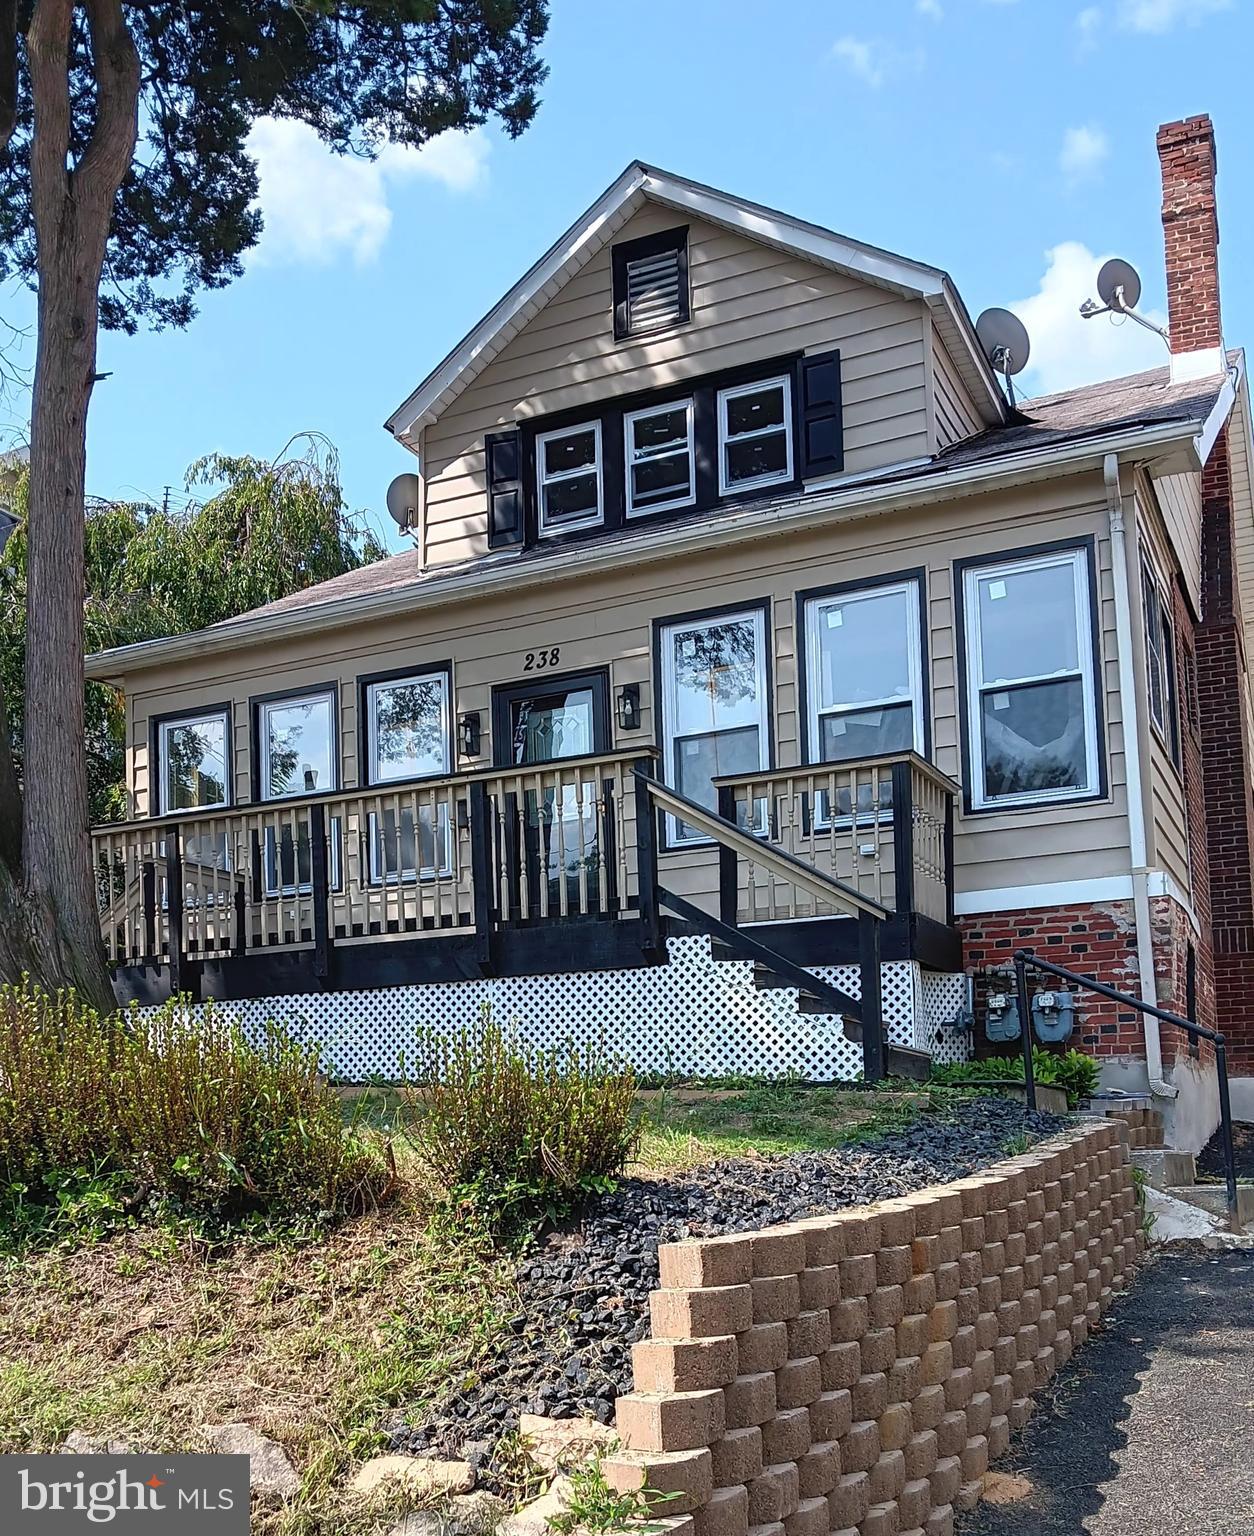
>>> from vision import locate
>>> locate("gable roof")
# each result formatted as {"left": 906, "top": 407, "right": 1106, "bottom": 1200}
{"left": 383, "top": 161, "right": 1007, "bottom": 443}
{"left": 89, "top": 358, "right": 1236, "bottom": 681}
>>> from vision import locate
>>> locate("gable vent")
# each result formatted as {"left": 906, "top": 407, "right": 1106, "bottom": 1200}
{"left": 613, "top": 225, "right": 689, "bottom": 341}
{"left": 626, "top": 250, "right": 683, "bottom": 333}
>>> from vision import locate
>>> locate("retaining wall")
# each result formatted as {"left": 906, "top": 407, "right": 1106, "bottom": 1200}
{"left": 603, "top": 1119, "right": 1141, "bottom": 1536}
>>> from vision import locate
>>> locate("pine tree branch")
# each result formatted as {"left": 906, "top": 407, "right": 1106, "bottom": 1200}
{"left": 0, "top": 0, "right": 17, "bottom": 155}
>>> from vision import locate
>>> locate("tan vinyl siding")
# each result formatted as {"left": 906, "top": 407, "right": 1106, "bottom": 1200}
{"left": 931, "top": 323, "right": 985, "bottom": 450}
{"left": 1229, "top": 388, "right": 1254, "bottom": 674}
{"left": 421, "top": 202, "right": 931, "bottom": 568}
{"left": 126, "top": 470, "right": 1131, "bottom": 913}
{"left": 1133, "top": 477, "right": 1192, "bottom": 901}
{"left": 1153, "top": 469, "right": 1203, "bottom": 615}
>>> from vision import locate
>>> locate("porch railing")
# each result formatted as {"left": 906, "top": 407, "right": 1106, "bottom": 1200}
{"left": 713, "top": 752, "right": 958, "bottom": 926}
{"left": 93, "top": 749, "right": 651, "bottom": 973}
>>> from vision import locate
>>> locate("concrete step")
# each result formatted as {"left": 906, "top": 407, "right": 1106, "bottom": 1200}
{"left": 1132, "top": 1148, "right": 1197, "bottom": 1190}
{"left": 1163, "top": 1183, "right": 1254, "bottom": 1229}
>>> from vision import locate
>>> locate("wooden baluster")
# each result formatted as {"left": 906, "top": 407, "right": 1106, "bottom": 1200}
{"left": 891, "top": 758, "right": 914, "bottom": 917}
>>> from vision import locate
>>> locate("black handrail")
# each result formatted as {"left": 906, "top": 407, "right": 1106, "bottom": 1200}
{"left": 1015, "top": 947, "right": 1239, "bottom": 1222}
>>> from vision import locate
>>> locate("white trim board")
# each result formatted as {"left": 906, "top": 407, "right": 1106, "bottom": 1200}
{"left": 954, "top": 870, "right": 1197, "bottom": 923}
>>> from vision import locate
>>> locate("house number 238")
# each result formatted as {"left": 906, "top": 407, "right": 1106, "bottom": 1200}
{"left": 523, "top": 647, "right": 560, "bottom": 671}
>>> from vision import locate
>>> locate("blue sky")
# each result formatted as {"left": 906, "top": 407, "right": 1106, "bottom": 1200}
{"left": 1, "top": 0, "right": 1249, "bottom": 552}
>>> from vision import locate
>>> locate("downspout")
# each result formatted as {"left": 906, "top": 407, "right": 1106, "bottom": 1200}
{"left": 1104, "top": 451, "right": 1176, "bottom": 1098}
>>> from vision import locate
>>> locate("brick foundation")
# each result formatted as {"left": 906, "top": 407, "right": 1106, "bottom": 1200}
{"left": 608, "top": 1121, "right": 1141, "bottom": 1536}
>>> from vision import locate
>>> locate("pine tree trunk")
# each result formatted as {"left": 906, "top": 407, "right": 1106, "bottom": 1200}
{"left": 6, "top": 0, "right": 139, "bottom": 1010}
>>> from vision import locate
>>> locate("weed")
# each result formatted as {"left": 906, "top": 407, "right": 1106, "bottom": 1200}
{"left": 550, "top": 1460, "right": 682, "bottom": 1535}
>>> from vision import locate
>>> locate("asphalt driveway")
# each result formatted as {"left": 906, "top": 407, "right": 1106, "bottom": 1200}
{"left": 961, "top": 1249, "right": 1254, "bottom": 1536}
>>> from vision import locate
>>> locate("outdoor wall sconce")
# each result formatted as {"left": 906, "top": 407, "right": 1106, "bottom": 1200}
{"left": 616, "top": 683, "right": 642, "bottom": 732}
{"left": 458, "top": 711, "right": 482, "bottom": 757}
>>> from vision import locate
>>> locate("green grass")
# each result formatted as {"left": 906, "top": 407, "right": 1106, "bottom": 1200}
{"left": 632, "top": 1080, "right": 933, "bottom": 1170}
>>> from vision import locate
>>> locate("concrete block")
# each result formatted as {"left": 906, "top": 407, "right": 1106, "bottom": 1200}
{"left": 652, "top": 1285, "right": 755, "bottom": 1340}
{"left": 661, "top": 1237, "right": 753, "bottom": 1289}
{"left": 616, "top": 1389, "right": 726, "bottom": 1452}
{"left": 633, "top": 1336, "right": 739, "bottom": 1392}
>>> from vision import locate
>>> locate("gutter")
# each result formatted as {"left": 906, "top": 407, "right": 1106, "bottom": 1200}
{"left": 86, "top": 414, "right": 1207, "bottom": 681}
{"left": 1104, "top": 451, "right": 1175, "bottom": 1100}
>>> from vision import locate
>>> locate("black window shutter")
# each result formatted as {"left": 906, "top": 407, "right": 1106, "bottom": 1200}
{"left": 485, "top": 428, "right": 524, "bottom": 549}
{"left": 797, "top": 350, "right": 843, "bottom": 479}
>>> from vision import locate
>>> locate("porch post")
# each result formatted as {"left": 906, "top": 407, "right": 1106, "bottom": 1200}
{"left": 633, "top": 760, "right": 662, "bottom": 956}
{"left": 890, "top": 759, "right": 915, "bottom": 917}
{"left": 858, "top": 908, "right": 885, "bottom": 1083}
{"left": 164, "top": 827, "right": 184, "bottom": 996}
{"left": 716, "top": 783, "right": 739, "bottom": 929}
{"left": 309, "top": 802, "right": 332, "bottom": 984}
{"left": 468, "top": 781, "right": 494, "bottom": 969}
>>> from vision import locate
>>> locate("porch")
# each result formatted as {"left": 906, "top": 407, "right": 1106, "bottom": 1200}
{"left": 93, "top": 749, "right": 960, "bottom": 1038}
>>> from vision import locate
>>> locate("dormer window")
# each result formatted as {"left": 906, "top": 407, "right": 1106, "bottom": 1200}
{"left": 612, "top": 226, "right": 690, "bottom": 340}
{"left": 718, "top": 375, "right": 794, "bottom": 495}
{"left": 536, "top": 420, "right": 603, "bottom": 536}
{"left": 624, "top": 399, "right": 695, "bottom": 517}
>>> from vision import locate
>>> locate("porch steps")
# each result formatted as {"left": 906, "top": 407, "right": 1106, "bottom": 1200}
{"left": 1130, "top": 1139, "right": 1254, "bottom": 1233}
{"left": 745, "top": 960, "right": 933, "bottom": 1081}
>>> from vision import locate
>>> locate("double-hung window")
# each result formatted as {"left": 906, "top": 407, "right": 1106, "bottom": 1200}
{"left": 803, "top": 579, "right": 925, "bottom": 819}
{"left": 1141, "top": 560, "right": 1180, "bottom": 764}
{"left": 258, "top": 689, "right": 337, "bottom": 895}
{"left": 624, "top": 399, "right": 695, "bottom": 516}
{"left": 364, "top": 669, "right": 452, "bottom": 881}
{"left": 717, "top": 375, "right": 793, "bottom": 496}
{"left": 536, "top": 420, "right": 603, "bottom": 535}
{"left": 156, "top": 708, "right": 231, "bottom": 875}
{"left": 962, "top": 547, "right": 1101, "bottom": 809}
{"left": 659, "top": 607, "right": 770, "bottom": 845}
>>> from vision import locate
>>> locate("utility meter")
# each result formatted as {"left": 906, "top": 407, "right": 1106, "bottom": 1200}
{"left": 1031, "top": 989, "right": 1076, "bottom": 1045}
{"left": 985, "top": 991, "right": 1021, "bottom": 1043}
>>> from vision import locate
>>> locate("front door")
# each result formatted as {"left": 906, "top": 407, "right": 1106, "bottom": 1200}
{"left": 491, "top": 671, "right": 611, "bottom": 918}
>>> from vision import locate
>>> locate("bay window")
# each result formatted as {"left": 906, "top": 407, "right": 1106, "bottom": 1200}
{"left": 659, "top": 606, "right": 770, "bottom": 845}
{"left": 961, "top": 546, "right": 1102, "bottom": 810}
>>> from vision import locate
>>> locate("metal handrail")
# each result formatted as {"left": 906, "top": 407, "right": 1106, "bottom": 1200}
{"left": 636, "top": 770, "right": 891, "bottom": 920}
{"left": 1015, "top": 947, "right": 1239, "bottom": 1222}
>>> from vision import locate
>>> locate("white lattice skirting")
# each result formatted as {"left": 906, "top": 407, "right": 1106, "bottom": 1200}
{"left": 178, "top": 935, "right": 972, "bottom": 1082}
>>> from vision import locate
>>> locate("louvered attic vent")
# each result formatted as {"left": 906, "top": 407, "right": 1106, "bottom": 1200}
{"left": 612, "top": 225, "right": 689, "bottom": 340}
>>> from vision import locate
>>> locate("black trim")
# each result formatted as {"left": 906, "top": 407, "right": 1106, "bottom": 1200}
{"left": 952, "top": 536, "right": 1108, "bottom": 817}
{"left": 357, "top": 660, "right": 454, "bottom": 788}
{"left": 794, "top": 568, "right": 931, "bottom": 766}
{"left": 515, "top": 351, "right": 808, "bottom": 552}
{"left": 797, "top": 349, "right": 844, "bottom": 479}
{"left": 489, "top": 667, "right": 612, "bottom": 767}
{"left": 651, "top": 597, "right": 775, "bottom": 853}
{"left": 149, "top": 701, "right": 235, "bottom": 818}
{"left": 612, "top": 225, "right": 690, "bottom": 341}
{"left": 249, "top": 681, "right": 341, "bottom": 803}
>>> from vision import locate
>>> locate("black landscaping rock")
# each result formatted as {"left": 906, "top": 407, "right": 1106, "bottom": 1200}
{"left": 388, "top": 1095, "right": 1063, "bottom": 1481}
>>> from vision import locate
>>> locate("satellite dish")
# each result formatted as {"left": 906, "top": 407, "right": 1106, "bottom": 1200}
{"left": 976, "top": 308, "right": 1031, "bottom": 377}
{"left": 386, "top": 472, "right": 419, "bottom": 531}
{"left": 976, "top": 308, "right": 1031, "bottom": 405}
{"left": 1096, "top": 258, "right": 1142, "bottom": 313}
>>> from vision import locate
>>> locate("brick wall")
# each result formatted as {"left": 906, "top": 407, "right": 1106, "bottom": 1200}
{"left": 605, "top": 1121, "right": 1140, "bottom": 1536}
{"left": 1156, "top": 115, "right": 1222, "bottom": 355}
{"left": 956, "top": 902, "right": 1142, "bottom": 1059}
{"left": 1172, "top": 578, "right": 1217, "bottom": 1049}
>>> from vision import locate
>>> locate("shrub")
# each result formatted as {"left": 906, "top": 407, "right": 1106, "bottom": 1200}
{"left": 930, "top": 1047, "right": 1100, "bottom": 1109}
{"left": 405, "top": 1009, "right": 639, "bottom": 1231}
{"left": 0, "top": 982, "right": 388, "bottom": 1232}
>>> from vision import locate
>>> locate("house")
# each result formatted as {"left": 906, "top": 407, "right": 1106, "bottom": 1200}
{"left": 86, "top": 114, "right": 1254, "bottom": 1150}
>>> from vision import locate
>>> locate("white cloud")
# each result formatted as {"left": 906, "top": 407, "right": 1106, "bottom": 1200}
{"left": 831, "top": 35, "right": 924, "bottom": 88}
{"left": 246, "top": 120, "right": 490, "bottom": 267}
{"left": 1010, "top": 241, "right": 1168, "bottom": 398}
{"left": 831, "top": 36, "right": 884, "bottom": 86}
{"left": 1117, "top": 0, "right": 1230, "bottom": 29}
{"left": 1059, "top": 123, "right": 1110, "bottom": 183}
{"left": 916, "top": 0, "right": 944, "bottom": 19}
{"left": 1075, "top": 6, "right": 1102, "bottom": 47}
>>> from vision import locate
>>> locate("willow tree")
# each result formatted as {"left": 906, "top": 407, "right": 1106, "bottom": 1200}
{"left": 0, "top": 2, "right": 549, "bottom": 1003}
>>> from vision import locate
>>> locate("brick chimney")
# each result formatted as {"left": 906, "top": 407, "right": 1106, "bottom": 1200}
{"left": 1156, "top": 114, "right": 1225, "bottom": 379}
